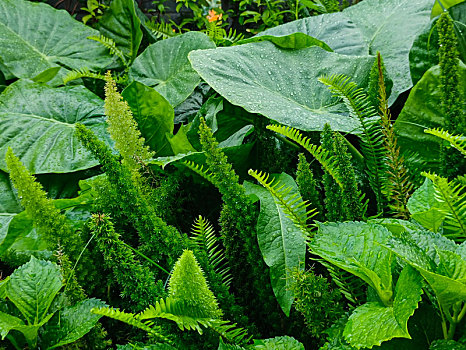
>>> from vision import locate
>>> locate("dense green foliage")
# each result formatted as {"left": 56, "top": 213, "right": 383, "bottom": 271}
{"left": 0, "top": 0, "right": 465, "bottom": 349}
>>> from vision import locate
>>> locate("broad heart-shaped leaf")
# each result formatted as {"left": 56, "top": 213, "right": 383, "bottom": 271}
{"left": 0, "top": 0, "right": 112, "bottom": 84}
{"left": 42, "top": 298, "right": 106, "bottom": 349}
{"left": 244, "top": 173, "right": 306, "bottom": 316}
{"left": 394, "top": 62, "right": 466, "bottom": 172}
{"left": 407, "top": 178, "right": 448, "bottom": 232}
{"left": 0, "top": 80, "right": 112, "bottom": 174}
{"left": 344, "top": 265, "right": 423, "bottom": 349}
{"left": 7, "top": 256, "right": 62, "bottom": 325}
{"left": 129, "top": 32, "right": 216, "bottom": 107}
{"left": 98, "top": 0, "right": 142, "bottom": 64}
{"left": 190, "top": 43, "right": 374, "bottom": 133}
{"left": 122, "top": 81, "right": 175, "bottom": 156}
{"left": 309, "top": 222, "right": 393, "bottom": 305}
{"left": 257, "top": 0, "right": 433, "bottom": 104}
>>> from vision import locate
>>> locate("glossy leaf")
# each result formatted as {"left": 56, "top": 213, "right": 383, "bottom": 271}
{"left": 432, "top": 0, "right": 465, "bottom": 17}
{"left": 407, "top": 178, "right": 448, "bottom": 232}
{"left": 257, "top": 0, "right": 433, "bottom": 104}
{"left": 0, "top": 0, "right": 112, "bottom": 84}
{"left": 244, "top": 173, "right": 306, "bottom": 316}
{"left": 0, "top": 80, "right": 112, "bottom": 174}
{"left": 394, "top": 62, "right": 466, "bottom": 171}
{"left": 7, "top": 256, "right": 62, "bottom": 325}
{"left": 309, "top": 222, "right": 393, "bottom": 304}
{"left": 190, "top": 43, "right": 374, "bottom": 133}
{"left": 98, "top": 0, "right": 142, "bottom": 64}
{"left": 252, "top": 335, "right": 305, "bottom": 349}
{"left": 344, "top": 266, "right": 423, "bottom": 349}
{"left": 129, "top": 32, "right": 216, "bottom": 107}
{"left": 238, "top": 32, "right": 332, "bottom": 51}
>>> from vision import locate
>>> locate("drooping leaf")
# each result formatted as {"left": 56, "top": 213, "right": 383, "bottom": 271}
{"left": 407, "top": 178, "right": 448, "bottom": 232}
{"left": 0, "top": 310, "right": 25, "bottom": 339}
{"left": 0, "top": 0, "right": 112, "bottom": 84}
{"left": 0, "top": 80, "right": 112, "bottom": 174}
{"left": 256, "top": 0, "right": 433, "bottom": 104}
{"left": 244, "top": 173, "right": 307, "bottom": 316}
{"left": 122, "top": 81, "right": 175, "bottom": 156}
{"left": 42, "top": 298, "right": 106, "bottom": 349}
{"left": 190, "top": 43, "right": 374, "bottom": 133}
{"left": 129, "top": 32, "right": 216, "bottom": 107}
{"left": 98, "top": 0, "right": 142, "bottom": 64}
{"left": 309, "top": 221, "right": 393, "bottom": 305}
{"left": 6, "top": 256, "right": 62, "bottom": 325}
{"left": 344, "top": 266, "right": 423, "bottom": 349}
{"left": 394, "top": 62, "right": 466, "bottom": 172}
{"left": 238, "top": 32, "right": 333, "bottom": 51}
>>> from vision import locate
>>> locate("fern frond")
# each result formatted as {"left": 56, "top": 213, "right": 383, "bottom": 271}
{"left": 190, "top": 216, "right": 232, "bottom": 287}
{"left": 63, "top": 68, "right": 107, "bottom": 85}
{"left": 266, "top": 124, "right": 343, "bottom": 187}
{"left": 182, "top": 160, "right": 217, "bottom": 184}
{"left": 88, "top": 35, "right": 128, "bottom": 67}
{"left": 248, "top": 169, "right": 316, "bottom": 236}
{"left": 425, "top": 128, "right": 466, "bottom": 157}
{"left": 205, "top": 21, "right": 225, "bottom": 42}
{"left": 422, "top": 171, "right": 466, "bottom": 241}
{"left": 319, "top": 73, "right": 387, "bottom": 213}
{"left": 222, "top": 28, "right": 245, "bottom": 45}
{"left": 91, "top": 307, "right": 171, "bottom": 343}
{"left": 145, "top": 20, "right": 177, "bottom": 40}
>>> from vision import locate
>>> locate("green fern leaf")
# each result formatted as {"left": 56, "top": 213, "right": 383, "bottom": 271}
{"left": 190, "top": 216, "right": 232, "bottom": 287}
{"left": 319, "top": 73, "right": 387, "bottom": 213}
{"left": 87, "top": 35, "right": 128, "bottom": 67}
{"left": 422, "top": 172, "right": 466, "bottom": 241}
{"left": 266, "top": 124, "right": 343, "bottom": 187}
{"left": 248, "top": 169, "right": 316, "bottom": 237}
{"left": 425, "top": 128, "right": 466, "bottom": 157}
{"left": 145, "top": 20, "right": 177, "bottom": 40}
{"left": 182, "top": 160, "right": 217, "bottom": 184}
{"left": 63, "top": 68, "right": 107, "bottom": 84}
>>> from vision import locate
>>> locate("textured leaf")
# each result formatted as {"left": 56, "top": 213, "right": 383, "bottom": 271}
{"left": 238, "top": 32, "right": 332, "bottom": 51}
{"left": 309, "top": 222, "right": 393, "bottom": 304}
{"left": 394, "top": 62, "right": 466, "bottom": 171}
{"left": 0, "top": 171, "right": 21, "bottom": 245}
{"left": 257, "top": 0, "right": 433, "bottom": 104}
{"left": 190, "top": 43, "right": 374, "bottom": 133}
{"left": 344, "top": 266, "right": 423, "bottom": 349}
{"left": 122, "top": 81, "right": 175, "bottom": 156}
{"left": 98, "top": 0, "right": 142, "bottom": 64}
{"left": 0, "top": 0, "right": 112, "bottom": 84}
{"left": 408, "top": 178, "right": 448, "bottom": 232}
{"left": 244, "top": 173, "right": 307, "bottom": 316}
{"left": 43, "top": 298, "right": 106, "bottom": 349}
{"left": 7, "top": 256, "right": 62, "bottom": 324}
{"left": 129, "top": 32, "right": 215, "bottom": 107}
{"left": 0, "top": 80, "right": 112, "bottom": 174}
{"left": 253, "top": 335, "right": 305, "bottom": 349}
{"left": 0, "top": 310, "right": 24, "bottom": 339}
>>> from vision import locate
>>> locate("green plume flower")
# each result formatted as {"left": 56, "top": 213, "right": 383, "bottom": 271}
{"left": 168, "top": 250, "right": 222, "bottom": 319}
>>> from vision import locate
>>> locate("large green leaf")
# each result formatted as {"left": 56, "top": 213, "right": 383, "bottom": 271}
{"left": 122, "top": 81, "right": 175, "bottom": 156}
{"left": 190, "top": 43, "right": 374, "bottom": 133}
{"left": 0, "top": 0, "right": 112, "bottom": 84}
{"left": 252, "top": 335, "right": 305, "bottom": 349}
{"left": 0, "top": 80, "right": 112, "bottom": 174}
{"left": 394, "top": 62, "right": 466, "bottom": 171}
{"left": 309, "top": 222, "right": 393, "bottom": 304}
{"left": 42, "top": 298, "right": 106, "bottom": 349}
{"left": 238, "top": 32, "right": 332, "bottom": 51}
{"left": 432, "top": 0, "right": 465, "bottom": 17}
{"left": 344, "top": 266, "right": 423, "bottom": 349}
{"left": 0, "top": 310, "right": 24, "bottom": 339}
{"left": 244, "top": 173, "right": 306, "bottom": 316}
{"left": 129, "top": 32, "right": 216, "bottom": 107}
{"left": 98, "top": 0, "right": 142, "bottom": 64}
{"left": 7, "top": 257, "right": 62, "bottom": 325}
{"left": 407, "top": 178, "right": 448, "bottom": 232}
{"left": 257, "top": 0, "right": 433, "bottom": 104}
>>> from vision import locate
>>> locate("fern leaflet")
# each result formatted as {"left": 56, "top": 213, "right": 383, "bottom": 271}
{"left": 182, "top": 160, "right": 217, "bottom": 184}
{"left": 425, "top": 128, "right": 466, "bottom": 157}
{"left": 88, "top": 35, "right": 129, "bottom": 67}
{"left": 266, "top": 124, "right": 343, "bottom": 187}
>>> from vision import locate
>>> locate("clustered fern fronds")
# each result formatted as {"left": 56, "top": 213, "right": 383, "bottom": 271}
{"left": 103, "top": 71, "right": 154, "bottom": 172}
{"left": 204, "top": 22, "right": 244, "bottom": 46}
{"left": 318, "top": 73, "right": 386, "bottom": 214}
{"left": 75, "top": 124, "right": 186, "bottom": 275}
{"left": 296, "top": 153, "right": 324, "bottom": 220}
{"left": 377, "top": 53, "right": 413, "bottom": 218}
{"left": 88, "top": 213, "right": 165, "bottom": 311}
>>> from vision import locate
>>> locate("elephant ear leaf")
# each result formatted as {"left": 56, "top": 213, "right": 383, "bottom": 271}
{"left": 6, "top": 257, "right": 62, "bottom": 325}
{"left": 0, "top": 0, "right": 112, "bottom": 84}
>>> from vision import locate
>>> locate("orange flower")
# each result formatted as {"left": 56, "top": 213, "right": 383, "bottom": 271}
{"left": 207, "top": 9, "right": 222, "bottom": 22}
